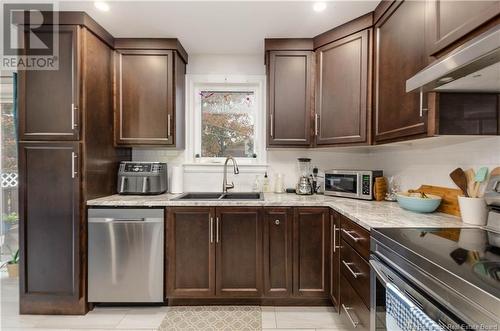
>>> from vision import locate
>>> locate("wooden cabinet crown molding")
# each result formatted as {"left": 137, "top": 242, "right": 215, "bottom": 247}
{"left": 114, "top": 38, "right": 188, "bottom": 64}
{"left": 313, "top": 12, "right": 373, "bottom": 49}
{"left": 11, "top": 11, "right": 114, "bottom": 48}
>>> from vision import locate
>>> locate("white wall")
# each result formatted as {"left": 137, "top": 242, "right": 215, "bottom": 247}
{"left": 133, "top": 54, "right": 499, "bottom": 193}
{"left": 367, "top": 136, "right": 500, "bottom": 192}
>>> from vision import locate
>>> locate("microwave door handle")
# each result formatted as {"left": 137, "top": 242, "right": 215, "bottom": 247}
{"left": 369, "top": 259, "right": 390, "bottom": 286}
{"left": 357, "top": 173, "right": 362, "bottom": 197}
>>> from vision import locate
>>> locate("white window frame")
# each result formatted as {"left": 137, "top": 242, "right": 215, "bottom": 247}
{"left": 185, "top": 74, "right": 267, "bottom": 166}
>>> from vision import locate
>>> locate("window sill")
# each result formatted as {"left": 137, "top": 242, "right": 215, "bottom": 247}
{"left": 183, "top": 162, "right": 268, "bottom": 173}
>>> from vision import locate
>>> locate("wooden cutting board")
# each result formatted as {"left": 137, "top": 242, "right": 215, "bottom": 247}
{"left": 415, "top": 185, "right": 462, "bottom": 217}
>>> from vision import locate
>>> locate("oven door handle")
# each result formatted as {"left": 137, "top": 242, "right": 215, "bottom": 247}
{"left": 369, "top": 258, "right": 391, "bottom": 286}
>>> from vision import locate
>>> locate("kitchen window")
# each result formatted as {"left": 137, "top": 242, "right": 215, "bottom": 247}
{"left": 186, "top": 75, "right": 266, "bottom": 165}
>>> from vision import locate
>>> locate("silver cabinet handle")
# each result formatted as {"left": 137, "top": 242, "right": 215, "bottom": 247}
{"left": 333, "top": 223, "right": 341, "bottom": 253}
{"left": 274, "top": 219, "right": 280, "bottom": 225}
{"left": 342, "top": 260, "right": 363, "bottom": 279}
{"left": 216, "top": 217, "right": 220, "bottom": 243}
{"left": 209, "top": 216, "right": 214, "bottom": 243}
{"left": 71, "top": 152, "right": 77, "bottom": 178}
{"left": 342, "top": 229, "right": 361, "bottom": 242}
{"left": 419, "top": 90, "right": 427, "bottom": 117}
{"left": 167, "top": 114, "right": 171, "bottom": 137}
{"left": 270, "top": 114, "right": 274, "bottom": 138}
{"left": 342, "top": 304, "right": 359, "bottom": 328}
{"left": 315, "top": 113, "right": 319, "bottom": 136}
{"left": 71, "top": 103, "right": 78, "bottom": 129}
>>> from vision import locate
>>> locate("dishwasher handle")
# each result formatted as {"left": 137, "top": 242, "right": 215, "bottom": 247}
{"left": 88, "top": 217, "right": 162, "bottom": 223}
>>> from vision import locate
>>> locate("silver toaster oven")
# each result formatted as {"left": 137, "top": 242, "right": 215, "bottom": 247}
{"left": 117, "top": 162, "right": 167, "bottom": 195}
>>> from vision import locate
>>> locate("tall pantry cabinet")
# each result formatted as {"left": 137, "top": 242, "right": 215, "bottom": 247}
{"left": 17, "top": 13, "right": 130, "bottom": 314}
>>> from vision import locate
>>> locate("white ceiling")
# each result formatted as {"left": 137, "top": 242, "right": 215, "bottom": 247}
{"left": 58, "top": 1, "right": 379, "bottom": 54}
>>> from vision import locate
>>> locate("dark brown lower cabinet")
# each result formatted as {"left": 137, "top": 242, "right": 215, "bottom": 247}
{"left": 263, "top": 208, "right": 293, "bottom": 297}
{"left": 166, "top": 207, "right": 215, "bottom": 297}
{"left": 293, "top": 207, "right": 330, "bottom": 298}
{"left": 330, "top": 210, "right": 341, "bottom": 310}
{"left": 216, "top": 207, "right": 263, "bottom": 297}
{"left": 19, "top": 142, "right": 85, "bottom": 314}
{"left": 339, "top": 273, "right": 370, "bottom": 331}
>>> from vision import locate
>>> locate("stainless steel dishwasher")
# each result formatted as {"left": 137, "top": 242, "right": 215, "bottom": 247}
{"left": 88, "top": 208, "right": 164, "bottom": 303}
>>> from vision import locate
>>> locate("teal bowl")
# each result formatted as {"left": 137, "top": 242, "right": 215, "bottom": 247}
{"left": 396, "top": 192, "right": 442, "bottom": 213}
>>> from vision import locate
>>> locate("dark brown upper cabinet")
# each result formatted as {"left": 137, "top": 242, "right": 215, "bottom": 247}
{"left": 18, "top": 26, "right": 80, "bottom": 141}
{"left": 315, "top": 29, "right": 371, "bottom": 146}
{"left": 267, "top": 50, "right": 314, "bottom": 147}
{"left": 166, "top": 207, "right": 216, "bottom": 298}
{"left": 293, "top": 207, "right": 330, "bottom": 298}
{"left": 426, "top": 0, "right": 500, "bottom": 56}
{"left": 114, "top": 39, "right": 187, "bottom": 147}
{"left": 373, "top": 0, "right": 430, "bottom": 143}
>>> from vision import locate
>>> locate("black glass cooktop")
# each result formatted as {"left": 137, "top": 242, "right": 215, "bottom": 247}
{"left": 374, "top": 227, "right": 500, "bottom": 300}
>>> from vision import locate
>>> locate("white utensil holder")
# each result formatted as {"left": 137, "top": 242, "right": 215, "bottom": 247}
{"left": 458, "top": 196, "right": 488, "bottom": 226}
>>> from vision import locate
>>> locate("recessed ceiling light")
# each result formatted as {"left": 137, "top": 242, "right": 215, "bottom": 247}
{"left": 438, "top": 77, "right": 454, "bottom": 83}
{"left": 94, "top": 1, "right": 110, "bottom": 12}
{"left": 313, "top": 2, "right": 327, "bottom": 12}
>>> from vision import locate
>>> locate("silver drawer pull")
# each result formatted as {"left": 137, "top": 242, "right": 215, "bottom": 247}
{"left": 342, "top": 304, "right": 359, "bottom": 328}
{"left": 342, "top": 260, "right": 363, "bottom": 278}
{"left": 71, "top": 152, "right": 78, "bottom": 178}
{"left": 71, "top": 103, "right": 78, "bottom": 129}
{"left": 209, "top": 217, "right": 214, "bottom": 243}
{"left": 274, "top": 219, "right": 280, "bottom": 225}
{"left": 333, "top": 224, "right": 341, "bottom": 253}
{"left": 342, "top": 229, "right": 362, "bottom": 242}
{"left": 216, "top": 217, "right": 220, "bottom": 243}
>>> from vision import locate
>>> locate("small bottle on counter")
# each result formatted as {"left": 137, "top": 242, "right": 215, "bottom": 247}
{"left": 262, "top": 172, "right": 270, "bottom": 192}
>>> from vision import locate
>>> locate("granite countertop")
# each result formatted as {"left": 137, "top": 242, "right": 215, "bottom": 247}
{"left": 87, "top": 192, "right": 469, "bottom": 230}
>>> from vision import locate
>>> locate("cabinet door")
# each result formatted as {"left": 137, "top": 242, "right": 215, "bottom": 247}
{"left": 18, "top": 26, "right": 80, "bottom": 141}
{"left": 330, "top": 210, "right": 341, "bottom": 310}
{"left": 263, "top": 208, "right": 293, "bottom": 297}
{"left": 316, "top": 30, "right": 370, "bottom": 145}
{"left": 216, "top": 207, "right": 263, "bottom": 297}
{"left": 166, "top": 207, "right": 215, "bottom": 297}
{"left": 267, "top": 51, "right": 313, "bottom": 147}
{"left": 293, "top": 207, "right": 330, "bottom": 297}
{"left": 114, "top": 49, "right": 174, "bottom": 146}
{"left": 426, "top": 0, "right": 500, "bottom": 55}
{"left": 18, "top": 142, "right": 83, "bottom": 314}
{"left": 374, "top": 0, "right": 429, "bottom": 143}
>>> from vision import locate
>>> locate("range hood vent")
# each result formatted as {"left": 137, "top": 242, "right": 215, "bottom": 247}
{"left": 406, "top": 25, "right": 500, "bottom": 93}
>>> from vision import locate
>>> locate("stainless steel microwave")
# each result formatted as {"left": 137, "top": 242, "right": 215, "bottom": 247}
{"left": 324, "top": 170, "right": 383, "bottom": 200}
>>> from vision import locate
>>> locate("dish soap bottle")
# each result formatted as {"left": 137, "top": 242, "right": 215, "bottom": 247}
{"left": 252, "top": 175, "right": 261, "bottom": 192}
{"left": 262, "top": 172, "right": 270, "bottom": 193}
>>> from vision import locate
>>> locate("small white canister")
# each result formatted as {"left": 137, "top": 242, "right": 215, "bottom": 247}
{"left": 170, "top": 165, "right": 184, "bottom": 194}
{"left": 458, "top": 196, "right": 488, "bottom": 226}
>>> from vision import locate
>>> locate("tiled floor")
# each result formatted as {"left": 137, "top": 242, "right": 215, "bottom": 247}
{"left": 1, "top": 271, "right": 349, "bottom": 330}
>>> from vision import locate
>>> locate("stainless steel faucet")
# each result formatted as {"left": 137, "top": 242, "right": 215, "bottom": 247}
{"left": 222, "top": 156, "right": 239, "bottom": 192}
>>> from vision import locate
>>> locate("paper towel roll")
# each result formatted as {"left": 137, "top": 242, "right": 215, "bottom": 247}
{"left": 170, "top": 165, "right": 184, "bottom": 194}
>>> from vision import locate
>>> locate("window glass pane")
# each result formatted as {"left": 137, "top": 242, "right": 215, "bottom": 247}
{"left": 201, "top": 91, "right": 255, "bottom": 158}
{"left": 1, "top": 73, "right": 18, "bottom": 264}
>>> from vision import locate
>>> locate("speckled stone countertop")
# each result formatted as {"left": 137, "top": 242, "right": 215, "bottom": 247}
{"left": 87, "top": 193, "right": 469, "bottom": 230}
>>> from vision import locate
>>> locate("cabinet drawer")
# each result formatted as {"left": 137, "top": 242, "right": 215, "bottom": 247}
{"left": 341, "top": 216, "right": 370, "bottom": 260}
{"left": 340, "top": 273, "right": 370, "bottom": 331}
{"left": 340, "top": 240, "right": 370, "bottom": 308}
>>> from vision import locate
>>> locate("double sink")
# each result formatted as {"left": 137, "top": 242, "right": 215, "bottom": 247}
{"left": 173, "top": 192, "right": 263, "bottom": 200}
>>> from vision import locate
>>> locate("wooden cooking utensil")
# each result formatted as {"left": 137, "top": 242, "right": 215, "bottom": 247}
{"left": 464, "top": 169, "right": 475, "bottom": 197}
{"left": 450, "top": 168, "right": 468, "bottom": 197}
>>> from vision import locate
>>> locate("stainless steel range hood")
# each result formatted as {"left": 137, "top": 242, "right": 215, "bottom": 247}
{"left": 406, "top": 25, "right": 500, "bottom": 93}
